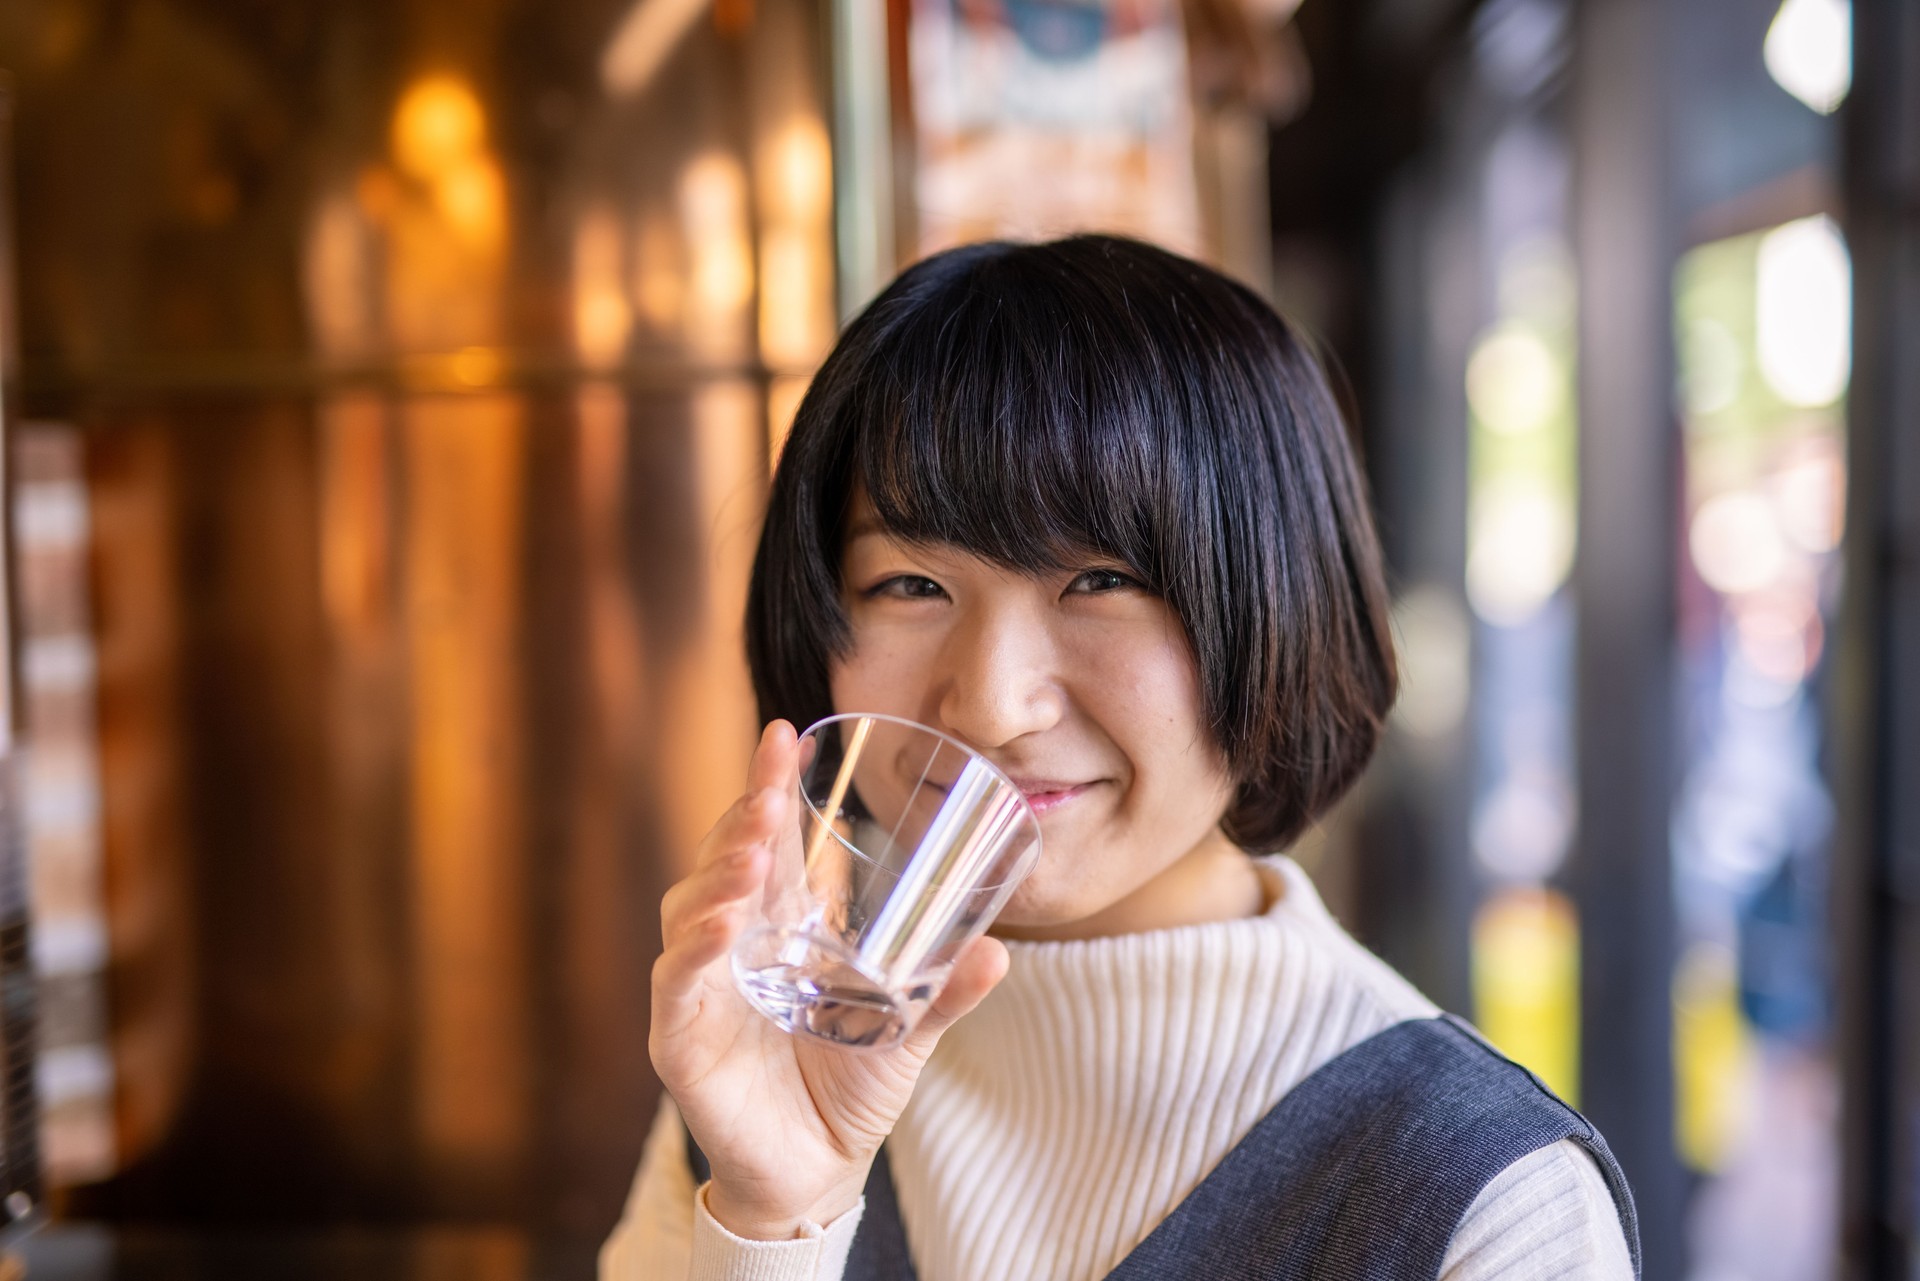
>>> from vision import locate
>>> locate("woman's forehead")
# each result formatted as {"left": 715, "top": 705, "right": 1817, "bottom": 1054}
{"left": 840, "top": 515, "right": 979, "bottom": 569}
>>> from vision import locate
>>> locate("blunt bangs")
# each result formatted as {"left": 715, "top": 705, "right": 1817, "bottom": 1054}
{"left": 746, "top": 235, "right": 1398, "bottom": 852}
{"left": 847, "top": 248, "right": 1160, "bottom": 577}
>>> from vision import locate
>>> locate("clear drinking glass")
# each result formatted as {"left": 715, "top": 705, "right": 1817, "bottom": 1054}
{"left": 731, "top": 713, "right": 1042, "bottom": 1050}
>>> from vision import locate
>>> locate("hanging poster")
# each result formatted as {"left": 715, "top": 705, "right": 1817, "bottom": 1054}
{"left": 908, "top": 0, "right": 1202, "bottom": 255}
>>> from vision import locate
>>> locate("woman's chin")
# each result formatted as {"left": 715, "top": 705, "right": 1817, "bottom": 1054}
{"left": 988, "top": 873, "right": 1100, "bottom": 936}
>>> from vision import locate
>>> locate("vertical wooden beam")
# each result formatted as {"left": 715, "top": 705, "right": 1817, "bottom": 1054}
{"left": 84, "top": 422, "right": 194, "bottom": 1184}
{"left": 317, "top": 392, "right": 412, "bottom": 1193}
{"left": 1570, "top": 0, "right": 1684, "bottom": 1273}
{"left": 1834, "top": 0, "right": 1920, "bottom": 1274}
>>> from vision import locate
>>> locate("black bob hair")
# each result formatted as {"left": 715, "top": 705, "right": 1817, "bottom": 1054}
{"left": 745, "top": 235, "right": 1397, "bottom": 852}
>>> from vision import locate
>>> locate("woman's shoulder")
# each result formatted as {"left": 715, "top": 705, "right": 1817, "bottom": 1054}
{"left": 1225, "top": 1014, "right": 1637, "bottom": 1279}
{"left": 1440, "top": 1138, "right": 1637, "bottom": 1279}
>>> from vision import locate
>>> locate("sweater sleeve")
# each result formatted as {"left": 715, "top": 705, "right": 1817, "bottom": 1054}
{"left": 598, "top": 1094, "right": 867, "bottom": 1281}
{"left": 1439, "top": 1138, "right": 1636, "bottom": 1279}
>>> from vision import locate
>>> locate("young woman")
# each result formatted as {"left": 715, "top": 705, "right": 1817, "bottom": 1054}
{"left": 602, "top": 236, "right": 1638, "bottom": 1280}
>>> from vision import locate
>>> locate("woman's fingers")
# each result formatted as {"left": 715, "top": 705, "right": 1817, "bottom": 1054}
{"left": 653, "top": 722, "right": 804, "bottom": 1052}
{"left": 746, "top": 720, "right": 799, "bottom": 795}
{"left": 652, "top": 851, "right": 765, "bottom": 1023}
{"left": 653, "top": 722, "right": 801, "bottom": 1046}
{"left": 653, "top": 909, "right": 737, "bottom": 1001}
{"left": 650, "top": 911, "right": 746, "bottom": 1048}
{"left": 690, "top": 785, "right": 781, "bottom": 870}
{"left": 661, "top": 843, "right": 767, "bottom": 944}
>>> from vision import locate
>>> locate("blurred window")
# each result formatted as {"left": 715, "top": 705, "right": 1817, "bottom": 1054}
{"left": 1671, "top": 217, "right": 1846, "bottom": 1280}
{"left": 13, "top": 424, "right": 115, "bottom": 1188}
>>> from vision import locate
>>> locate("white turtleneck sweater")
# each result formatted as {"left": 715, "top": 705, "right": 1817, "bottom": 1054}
{"left": 602, "top": 856, "right": 1634, "bottom": 1280}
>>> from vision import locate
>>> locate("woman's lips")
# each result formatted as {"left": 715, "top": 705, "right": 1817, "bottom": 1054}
{"left": 1006, "top": 779, "right": 1095, "bottom": 816}
{"left": 919, "top": 770, "right": 1098, "bottom": 815}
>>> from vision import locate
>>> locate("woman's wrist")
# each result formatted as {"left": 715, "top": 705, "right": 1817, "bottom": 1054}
{"left": 703, "top": 1175, "right": 867, "bottom": 1241}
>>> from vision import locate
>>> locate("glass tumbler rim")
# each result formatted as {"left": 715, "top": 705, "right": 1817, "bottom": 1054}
{"left": 795, "top": 712, "right": 1044, "bottom": 892}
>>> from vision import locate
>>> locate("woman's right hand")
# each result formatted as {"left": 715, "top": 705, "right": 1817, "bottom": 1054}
{"left": 650, "top": 719, "right": 1011, "bottom": 1240}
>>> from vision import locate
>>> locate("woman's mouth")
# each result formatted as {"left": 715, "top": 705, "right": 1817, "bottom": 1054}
{"left": 1007, "top": 779, "right": 1095, "bottom": 816}
{"left": 915, "top": 765, "right": 1097, "bottom": 816}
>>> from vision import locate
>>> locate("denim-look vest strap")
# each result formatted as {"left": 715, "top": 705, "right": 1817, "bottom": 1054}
{"left": 1104, "top": 1015, "right": 1641, "bottom": 1281}
{"left": 684, "top": 1131, "right": 920, "bottom": 1279}
{"left": 685, "top": 1015, "right": 1639, "bottom": 1281}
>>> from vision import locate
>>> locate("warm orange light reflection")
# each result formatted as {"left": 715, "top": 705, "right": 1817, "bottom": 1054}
{"left": 600, "top": 0, "right": 712, "bottom": 99}
{"left": 657, "top": 382, "right": 765, "bottom": 874}
{"left": 355, "top": 167, "right": 403, "bottom": 223}
{"left": 576, "top": 385, "right": 646, "bottom": 737}
{"left": 633, "top": 210, "right": 686, "bottom": 334}
{"left": 759, "top": 116, "right": 833, "bottom": 223}
{"left": 393, "top": 77, "right": 488, "bottom": 182}
{"left": 681, "top": 154, "right": 755, "bottom": 359}
{"left": 435, "top": 159, "right": 508, "bottom": 250}
{"left": 756, "top": 117, "right": 835, "bottom": 371}
{"left": 305, "top": 195, "right": 376, "bottom": 359}
{"left": 759, "top": 226, "right": 830, "bottom": 369}
{"left": 319, "top": 395, "right": 392, "bottom": 634}
{"left": 404, "top": 396, "right": 530, "bottom": 1181}
{"left": 573, "top": 207, "right": 633, "bottom": 369}
{"left": 391, "top": 76, "right": 506, "bottom": 255}
{"left": 450, "top": 346, "right": 505, "bottom": 388}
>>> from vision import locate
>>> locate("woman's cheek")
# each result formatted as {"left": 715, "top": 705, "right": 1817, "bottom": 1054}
{"left": 831, "top": 626, "right": 930, "bottom": 716}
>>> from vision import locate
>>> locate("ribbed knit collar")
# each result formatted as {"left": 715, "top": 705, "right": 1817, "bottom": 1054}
{"left": 888, "top": 856, "right": 1435, "bottom": 1281}
{"left": 920, "top": 856, "right": 1384, "bottom": 1123}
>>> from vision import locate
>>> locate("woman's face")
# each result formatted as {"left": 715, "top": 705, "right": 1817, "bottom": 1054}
{"left": 830, "top": 494, "right": 1242, "bottom": 937}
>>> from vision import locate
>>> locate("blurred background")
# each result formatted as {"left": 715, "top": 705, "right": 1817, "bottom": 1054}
{"left": 0, "top": 0, "right": 1912, "bottom": 1276}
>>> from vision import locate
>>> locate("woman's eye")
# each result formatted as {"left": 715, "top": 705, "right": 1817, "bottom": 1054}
{"left": 1068, "top": 568, "right": 1141, "bottom": 595}
{"left": 868, "top": 575, "right": 947, "bottom": 600}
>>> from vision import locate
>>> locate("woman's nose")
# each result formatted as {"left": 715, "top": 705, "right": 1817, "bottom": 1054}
{"left": 934, "top": 608, "right": 1065, "bottom": 751}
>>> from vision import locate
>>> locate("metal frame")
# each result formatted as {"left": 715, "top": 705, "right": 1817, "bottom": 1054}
{"left": 829, "top": 0, "right": 896, "bottom": 321}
